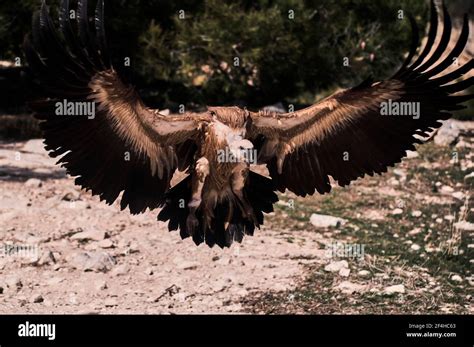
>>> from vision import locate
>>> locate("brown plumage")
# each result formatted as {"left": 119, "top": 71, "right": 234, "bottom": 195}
{"left": 25, "top": 0, "right": 473, "bottom": 247}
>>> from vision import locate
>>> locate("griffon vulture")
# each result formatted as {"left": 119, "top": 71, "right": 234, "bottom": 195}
{"left": 24, "top": 0, "right": 473, "bottom": 247}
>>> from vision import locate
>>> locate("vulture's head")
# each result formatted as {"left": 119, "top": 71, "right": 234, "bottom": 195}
{"left": 207, "top": 106, "right": 250, "bottom": 129}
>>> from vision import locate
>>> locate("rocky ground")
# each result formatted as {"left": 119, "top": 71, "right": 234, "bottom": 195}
{"left": 0, "top": 119, "right": 473, "bottom": 314}
{"left": 0, "top": 138, "right": 328, "bottom": 314}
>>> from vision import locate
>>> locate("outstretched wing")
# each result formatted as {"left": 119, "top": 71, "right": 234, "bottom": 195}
{"left": 249, "top": 1, "right": 473, "bottom": 197}
{"left": 24, "top": 0, "right": 209, "bottom": 213}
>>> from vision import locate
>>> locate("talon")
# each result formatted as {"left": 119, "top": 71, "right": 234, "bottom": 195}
{"left": 196, "top": 157, "right": 210, "bottom": 182}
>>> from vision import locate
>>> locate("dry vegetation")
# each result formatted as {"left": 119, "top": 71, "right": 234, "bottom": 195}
{"left": 243, "top": 140, "right": 473, "bottom": 314}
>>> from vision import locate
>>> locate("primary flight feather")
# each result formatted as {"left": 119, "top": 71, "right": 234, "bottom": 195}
{"left": 25, "top": 0, "right": 473, "bottom": 248}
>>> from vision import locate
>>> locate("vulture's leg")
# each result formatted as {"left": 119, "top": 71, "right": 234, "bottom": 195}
{"left": 230, "top": 163, "right": 256, "bottom": 223}
{"left": 186, "top": 157, "right": 209, "bottom": 234}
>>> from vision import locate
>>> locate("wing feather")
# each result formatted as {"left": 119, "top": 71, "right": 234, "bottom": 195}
{"left": 25, "top": 1, "right": 208, "bottom": 213}
{"left": 250, "top": 2, "right": 473, "bottom": 196}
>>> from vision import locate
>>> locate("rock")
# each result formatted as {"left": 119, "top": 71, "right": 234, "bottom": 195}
{"left": 339, "top": 268, "right": 351, "bottom": 277}
{"left": 98, "top": 239, "right": 114, "bottom": 248}
{"left": 454, "top": 221, "right": 474, "bottom": 231}
{"left": 389, "top": 178, "right": 400, "bottom": 186}
{"left": 405, "top": 150, "right": 419, "bottom": 159}
{"left": 24, "top": 178, "right": 42, "bottom": 188}
{"left": 455, "top": 139, "right": 474, "bottom": 149}
{"left": 461, "top": 161, "right": 474, "bottom": 172}
{"left": 334, "top": 281, "right": 367, "bottom": 294}
{"left": 95, "top": 280, "right": 108, "bottom": 291}
{"left": 324, "top": 260, "right": 349, "bottom": 273}
{"left": 70, "top": 229, "right": 107, "bottom": 242}
{"left": 393, "top": 169, "right": 406, "bottom": 178}
{"left": 35, "top": 250, "right": 56, "bottom": 266}
{"left": 358, "top": 270, "right": 371, "bottom": 278}
{"left": 411, "top": 244, "right": 421, "bottom": 251}
{"left": 411, "top": 211, "right": 422, "bottom": 218}
{"left": 362, "top": 209, "right": 385, "bottom": 221}
{"left": 450, "top": 275, "right": 463, "bottom": 283}
{"left": 145, "top": 267, "right": 154, "bottom": 275}
{"left": 5, "top": 276, "right": 22, "bottom": 291}
{"left": 464, "top": 172, "right": 474, "bottom": 183}
{"left": 117, "top": 239, "right": 130, "bottom": 249}
{"left": 31, "top": 294, "right": 44, "bottom": 303}
{"left": 392, "top": 208, "right": 403, "bottom": 215}
{"left": 234, "top": 288, "right": 248, "bottom": 297}
{"left": 84, "top": 243, "right": 98, "bottom": 251}
{"left": 408, "top": 228, "right": 422, "bottom": 236}
{"left": 434, "top": 120, "right": 460, "bottom": 146}
{"left": 310, "top": 213, "right": 347, "bottom": 228}
{"left": 62, "top": 191, "right": 80, "bottom": 201}
{"left": 111, "top": 264, "right": 130, "bottom": 276}
{"left": 70, "top": 251, "right": 116, "bottom": 272}
{"left": 383, "top": 284, "right": 405, "bottom": 295}
{"left": 126, "top": 242, "right": 140, "bottom": 254}
{"left": 440, "top": 185, "right": 454, "bottom": 194}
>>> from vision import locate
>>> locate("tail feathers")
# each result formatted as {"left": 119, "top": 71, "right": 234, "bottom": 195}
{"left": 157, "top": 175, "right": 192, "bottom": 241}
{"left": 157, "top": 171, "right": 278, "bottom": 248}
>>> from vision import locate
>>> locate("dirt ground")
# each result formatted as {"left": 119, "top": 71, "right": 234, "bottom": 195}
{"left": 0, "top": 139, "right": 329, "bottom": 313}
{"left": 0, "top": 121, "right": 473, "bottom": 314}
